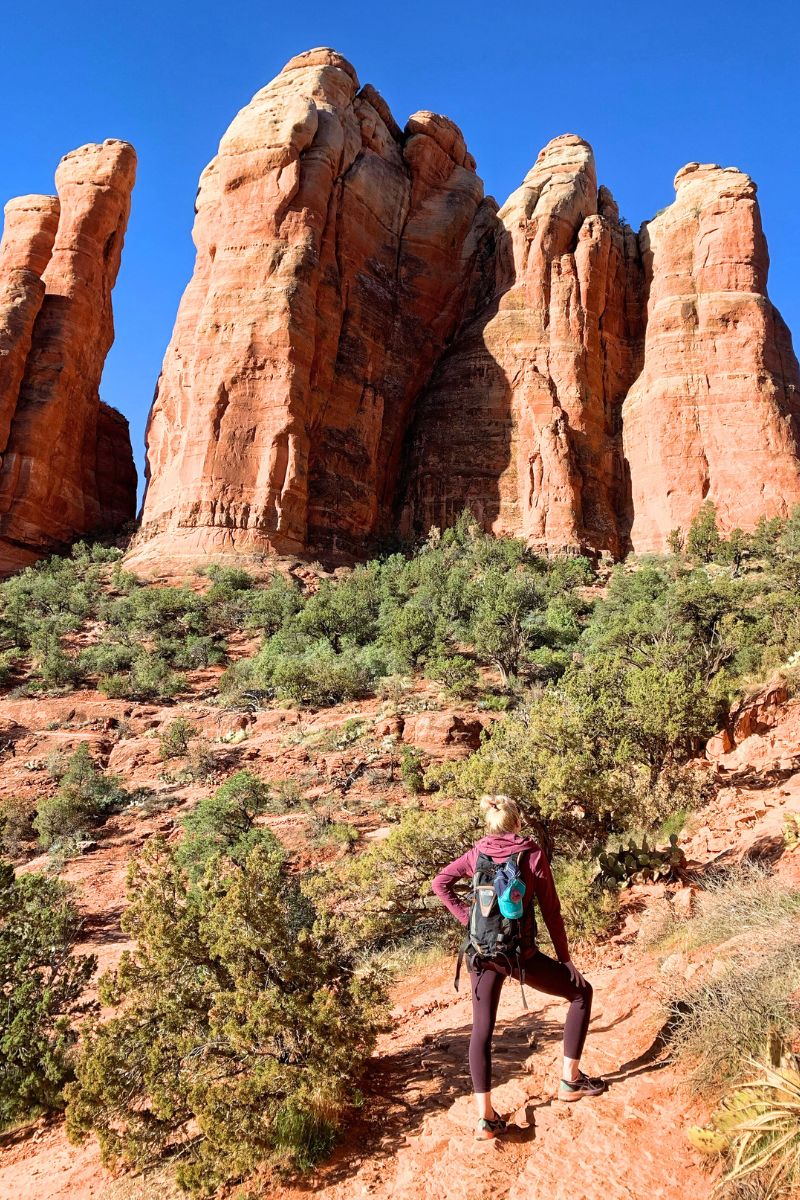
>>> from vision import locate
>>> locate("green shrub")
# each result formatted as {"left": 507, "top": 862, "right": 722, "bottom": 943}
{"left": 65, "top": 836, "right": 387, "bottom": 1193}
{"left": 252, "top": 638, "right": 379, "bottom": 708}
{"left": 307, "top": 796, "right": 481, "bottom": 951}
{"left": 158, "top": 718, "right": 198, "bottom": 761}
{"left": 551, "top": 858, "right": 617, "bottom": 945}
{"left": 158, "top": 634, "right": 225, "bottom": 670}
{"left": 297, "top": 566, "right": 380, "bottom": 650}
{"left": 180, "top": 738, "right": 217, "bottom": 783}
{"left": 0, "top": 859, "right": 95, "bottom": 1126}
{"left": 175, "top": 770, "right": 277, "bottom": 878}
{"left": 379, "top": 599, "right": 443, "bottom": 672}
{"left": 309, "top": 816, "right": 360, "bottom": 850}
{"left": 467, "top": 569, "right": 545, "bottom": 685}
{"left": 202, "top": 564, "right": 256, "bottom": 628}
{"left": 242, "top": 573, "right": 302, "bottom": 635}
{"left": 424, "top": 653, "right": 478, "bottom": 697}
{"left": 0, "top": 797, "right": 35, "bottom": 856}
{"left": 399, "top": 745, "right": 425, "bottom": 795}
{"left": 33, "top": 745, "right": 126, "bottom": 850}
{"left": 687, "top": 501, "right": 723, "bottom": 562}
{"left": 100, "top": 653, "right": 185, "bottom": 701}
{"left": 77, "top": 641, "right": 134, "bottom": 679}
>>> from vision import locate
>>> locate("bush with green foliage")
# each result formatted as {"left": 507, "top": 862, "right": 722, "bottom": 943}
{"left": 65, "top": 834, "right": 387, "bottom": 1193}
{"left": 33, "top": 745, "right": 127, "bottom": 850}
{"left": 175, "top": 770, "right": 278, "bottom": 878}
{"left": 307, "top": 795, "right": 480, "bottom": 951}
{"left": 0, "top": 797, "right": 36, "bottom": 856}
{"left": 0, "top": 859, "right": 95, "bottom": 1127}
{"left": 158, "top": 718, "right": 198, "bottom": 761}
{"left": 399, "top": 745, "right": 425, "bottom": 795}
{"left": 424, "top": 653, "right": 478, "bottom": 697}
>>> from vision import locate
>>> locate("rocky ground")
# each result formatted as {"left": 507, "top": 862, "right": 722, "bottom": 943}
{"left": 0, "top": 678, "right": 798, "bottom": 1200}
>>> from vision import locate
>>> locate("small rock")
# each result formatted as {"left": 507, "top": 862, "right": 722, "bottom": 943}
{"left": 660, "top": 951, "right": 688, "bottom": 975}
{"left": 671, "top": 886, "right": 696, "bottom": 918}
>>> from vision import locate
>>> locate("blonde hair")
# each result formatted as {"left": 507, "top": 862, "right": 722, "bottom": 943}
{"left": 480, "top": 793, "right": 521, "bottom": 835}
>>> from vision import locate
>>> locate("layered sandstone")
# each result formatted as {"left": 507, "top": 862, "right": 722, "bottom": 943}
{"left": 130, "top": 48, "right": 800, "bottom": 570}
{"left": 621, "top": 163, "right": 800, "bottom": 551}
{"left": 0, "top": 196, "right": 60, "bottom": 450}
{"left": 129, "top": 49, "right": 491, "bottom": 570}
{"left": 0, "top": 141, "right": 138, "bottom": 573}
{"left": 400, "top": 135, "right": 645, "bottom": 556}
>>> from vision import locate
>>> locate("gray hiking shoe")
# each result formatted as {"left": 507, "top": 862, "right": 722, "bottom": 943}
{"left": 558, "top": 1070, "right": 607, "bottom": 1101}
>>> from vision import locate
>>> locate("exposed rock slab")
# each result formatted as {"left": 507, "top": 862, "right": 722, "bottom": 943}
{"left": 0, "top": 141, "right": 137, "bottom": 573}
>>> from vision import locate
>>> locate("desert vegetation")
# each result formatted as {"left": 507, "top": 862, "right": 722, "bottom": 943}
{"left": 2, "top": 506, "right": 800, "bottom": 1193}
{"left": 654, "top": 865, "right": 800, "bottom": 1198}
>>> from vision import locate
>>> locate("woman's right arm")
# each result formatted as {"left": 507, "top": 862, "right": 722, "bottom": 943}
{"left": 431, "top": 849, "right": 475, "bottom": 926}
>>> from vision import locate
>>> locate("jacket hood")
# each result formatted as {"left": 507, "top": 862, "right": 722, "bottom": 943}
{"left": 476, "top": 832, "right": 540, "bottom": 859}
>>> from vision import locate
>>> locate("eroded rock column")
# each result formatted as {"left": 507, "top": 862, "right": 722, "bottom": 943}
{"left": 621, "top": 163, "right": 800, "bottom": 552}
{"left": 0, "top": 140, "right": 138, "bottom": 573}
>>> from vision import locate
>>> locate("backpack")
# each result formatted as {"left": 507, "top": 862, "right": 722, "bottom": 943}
{"left": 454, "top": 850, "right": 536, "bottom": 1009}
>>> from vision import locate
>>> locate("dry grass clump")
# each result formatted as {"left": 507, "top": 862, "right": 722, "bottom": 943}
{"left": 659, "top": 863, "right": 800, "bottom": 1092}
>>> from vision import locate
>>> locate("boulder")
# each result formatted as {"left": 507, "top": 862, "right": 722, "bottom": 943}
{"left": 401, "top": 711, "right": 485, "bottom": 757}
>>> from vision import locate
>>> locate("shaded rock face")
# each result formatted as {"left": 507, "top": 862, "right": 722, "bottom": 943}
{"left": 0, "top": 141, "right": 137, "bottom": 573}
{"left": 621, "top": 163, "right": 800, "bottom": 552}
{"left": 400, "top": 136, "right": 646, "bottom": 557}
{"left": 131, "top": 49, "right": 489, "bottom": 568}
{"left": 132, "top": 49, "right": 800, "bottom": 570}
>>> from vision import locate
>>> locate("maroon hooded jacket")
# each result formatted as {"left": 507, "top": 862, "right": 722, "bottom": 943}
{"left": 431, "top": 832, "right": 570, "bottom": 962}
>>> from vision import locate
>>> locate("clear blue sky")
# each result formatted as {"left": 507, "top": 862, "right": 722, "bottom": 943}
{"left": 3, "top": 0, "right": 798, "bottom": 500}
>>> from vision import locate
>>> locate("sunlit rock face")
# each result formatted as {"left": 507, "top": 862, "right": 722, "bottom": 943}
{"left": 130, "top": 48, "right": 800, "bottom": 572}
{"left": 0, "top": 140, "right": 137, "bottom": 574}
{"left": 621, "top": 162, "right": 800, "bottom": 553}
{"left": 130, "top": 49, "right": 491, "bottom": 570}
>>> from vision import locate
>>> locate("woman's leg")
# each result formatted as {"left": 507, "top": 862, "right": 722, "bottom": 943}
{"left": 517, "top": 951, "right": 593, "bottom": 1080}
{"left": 469, "top": 963, "right": 506, "bottom": 1118}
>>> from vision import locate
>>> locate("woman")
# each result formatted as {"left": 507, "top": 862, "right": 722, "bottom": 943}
{"left": 432, "top": 794, "right": 605, "bottom": 1139}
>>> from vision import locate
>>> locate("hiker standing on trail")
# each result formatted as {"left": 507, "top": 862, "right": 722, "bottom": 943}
{"left": 431, "top": 794, "right": 606, "bottom": 1140}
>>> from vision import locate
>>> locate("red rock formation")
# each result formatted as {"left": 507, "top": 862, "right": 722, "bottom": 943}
{"left": 401, "top": 136, "right": 645, "bottom": 557}
{"left": 129, "top": 49, "right": 491, "bottom": 571}
{"left": 0, "top": 140, "right": 137, "bottom": 573}
{"left": 621, "top": 163, "right": 800, "bottom": 552}
{"left": 130, "top": 49, "right": 800, "bottom": 570}
{"left": 0, "top": 196, "right": 60, "bottom": 450}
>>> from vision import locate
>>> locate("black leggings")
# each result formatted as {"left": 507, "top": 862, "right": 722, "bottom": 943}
{"left": 469, "top": 950, "right": 593, "bottom": 1093}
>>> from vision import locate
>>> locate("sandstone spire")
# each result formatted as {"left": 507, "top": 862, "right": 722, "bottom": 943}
{"left": 128, "top": 50, "right": 800, "bottom": 571}
{"left": 621, "top": 162, "right": 800, "bottom": 551}
{"left": 0, "top": 195, "right": 60, "bottom": 451}
{"left": 0, "top": 140, "right": 138, "bottom": 573}
{"left": 129, "top": 49, "right": 491, "bottom": 571}
{"left": 400, "top": 135, "right": 645, "bottom": 557}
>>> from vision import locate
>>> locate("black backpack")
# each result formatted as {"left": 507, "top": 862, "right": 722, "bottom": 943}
{"left": 454, "top": 850, "right": 535, "bottom": 1008}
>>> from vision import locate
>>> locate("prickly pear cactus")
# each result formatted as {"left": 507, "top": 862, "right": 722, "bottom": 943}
{"left": 596, "top": 833, "right": 686, "bottom": 888}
